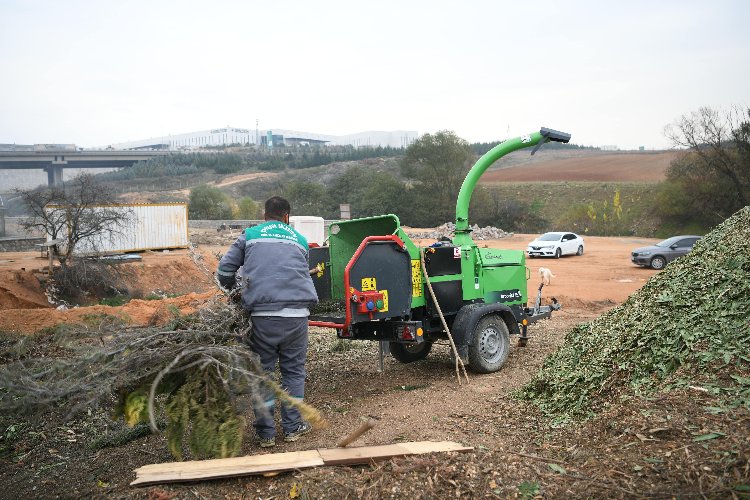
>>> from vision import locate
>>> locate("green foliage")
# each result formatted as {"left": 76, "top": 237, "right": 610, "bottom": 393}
{"left": 284, "top": 180, "right": 328, "bottom": 216}
{"left": 237, "top": 197, "right": 261, "bottom": 219}
{"left": 401, "top": 130, "right": 475, "bottom": 224}
{"left": 188, "top": 184, "right": 234, "bottom": 220}
{"left": 98, "top": 295, "right": 130, "bottom": 307}
{"left": 164, "top": 369, "right": 246, "bottom": 461}
{"left": 98, "top": 154, "right": 200, "bottom": 180}
{"left": 89, "top": 423, "right": 152, "bottom": 450}
{"left": 658, "top": 106, "right": 750, "bottom": 232}
{"left": 195, "top": 154, "right": 245, "bottom": 174}
{"left": 557, "top": 189, "right": 630, "bottom": 236}
{"left": 520, "top": 207, "right": 750, "bottom": 421}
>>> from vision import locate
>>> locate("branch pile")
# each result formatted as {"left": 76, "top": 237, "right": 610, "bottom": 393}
{"left": 0, "top": 294, "right": 325, "bottom": 460}
{"left": 521, "top": 206, "right": 750, "bottom": 421}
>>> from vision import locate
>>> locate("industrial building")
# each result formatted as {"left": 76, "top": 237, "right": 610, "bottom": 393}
{"left": 110, "top": 127, "right": 418, "bottom": 151}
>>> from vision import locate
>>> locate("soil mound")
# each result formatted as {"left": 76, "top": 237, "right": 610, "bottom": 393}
{"left": 0, "top": 270, "right": 49, "bottom": 310}
{"left": 521, "top": 206, "right": 750, "bottom": 420}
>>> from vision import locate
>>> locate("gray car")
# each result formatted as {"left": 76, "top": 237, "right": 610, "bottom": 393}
{"left": 631, "top": 235, "right": 701, "bottom": 270}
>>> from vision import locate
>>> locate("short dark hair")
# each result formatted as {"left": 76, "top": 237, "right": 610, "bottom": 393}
{"left": 265, "top": 196, "right": 291, "bottom": 220}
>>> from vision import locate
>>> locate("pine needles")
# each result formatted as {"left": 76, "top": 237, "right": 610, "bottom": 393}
{"left": 0, "top": 295, "right": 325, "bottom": 460}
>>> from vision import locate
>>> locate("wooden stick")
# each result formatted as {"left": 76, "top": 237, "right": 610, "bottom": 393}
{"left": 336, "top": 418, "right": 377, "bottom": 448}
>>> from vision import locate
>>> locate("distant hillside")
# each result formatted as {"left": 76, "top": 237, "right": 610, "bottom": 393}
{"left": 482, "top": 151, "right": 678, "bottom": 183}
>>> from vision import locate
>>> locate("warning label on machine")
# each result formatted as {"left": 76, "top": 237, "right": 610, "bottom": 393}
{"left": 411, "top": 260, "right": 423, "bottom": 297}
{"left": 361, "top": 277, "right": 377, "bottom": 291}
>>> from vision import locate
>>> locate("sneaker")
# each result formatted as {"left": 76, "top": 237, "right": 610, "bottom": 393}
{"left": 257, "top": 436, "right": 276, "bottom": 448}
{"left": 284, "top": 422, "right": 312, "bottom": 442}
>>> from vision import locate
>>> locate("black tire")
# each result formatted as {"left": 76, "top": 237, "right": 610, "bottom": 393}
{"left": 554, "top": 247, "right": 562, "bottom": 259}
{"left": 389, "top": 341, "right": 432, "bottom": 363}
{"left": 576, "top": 245, "right": 584, "bottom": 256}
{"left": 468, "top": 314, "right": 511, "bottom": 373}
{"left": 650, "top": 255, "right": 667, "bottom": 270}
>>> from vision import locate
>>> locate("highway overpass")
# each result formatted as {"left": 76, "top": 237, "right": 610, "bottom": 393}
{"left": 0, "top": 150, "right": 170, "bottom": 187}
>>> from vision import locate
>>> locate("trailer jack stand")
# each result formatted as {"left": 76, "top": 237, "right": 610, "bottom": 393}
{"left": 518, "top": 323, "right": 529, "bottom": 347}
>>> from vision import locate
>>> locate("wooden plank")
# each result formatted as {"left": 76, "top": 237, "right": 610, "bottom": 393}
{"left": 131, "top": 450, "right": 323, "bottom": 486}
{"left": 318, "top": 441, "right": 473, "bottom": 466}
{"left": 131, "top": 441, "right": 473, "bottom": 487}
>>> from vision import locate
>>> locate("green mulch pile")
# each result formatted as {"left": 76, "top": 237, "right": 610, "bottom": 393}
{"left": 521, "top": 206, "right": 750, "bottom": 421}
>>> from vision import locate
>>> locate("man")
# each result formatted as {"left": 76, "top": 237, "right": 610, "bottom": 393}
{"left": 216, "top": 196, "right": 318, "bottom": 448}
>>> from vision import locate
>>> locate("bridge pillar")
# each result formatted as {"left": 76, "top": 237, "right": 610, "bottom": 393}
{"left": 45, "top": 163, "right": 65, "bottom": 188}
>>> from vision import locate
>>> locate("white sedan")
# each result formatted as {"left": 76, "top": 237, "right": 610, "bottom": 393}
{"left": 527, "top": 232, "right": 585, "bottom": 258}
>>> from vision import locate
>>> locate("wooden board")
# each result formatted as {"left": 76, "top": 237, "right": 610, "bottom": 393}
{"left": 131, "top": 441, "right": 473, "bottom": 487}
{"left": 131, "top": 450, "right": 323, "bottom": 486}
{"left": 318, "top": 441, "right": 473, "bottom": 466}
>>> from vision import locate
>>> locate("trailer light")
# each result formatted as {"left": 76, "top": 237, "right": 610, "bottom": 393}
{"left": 416, "top": 327, "right": 423, "bottom": 337}
{"left": 402, "top": 326, "right": 414, "bottom": 340}
{"left": 522, "top": 319, "right": 528, "bottom": 326}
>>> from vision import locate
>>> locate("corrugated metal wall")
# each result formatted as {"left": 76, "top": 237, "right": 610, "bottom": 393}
{"left": 46, "top": 203, "right": 189, "bottom": 255}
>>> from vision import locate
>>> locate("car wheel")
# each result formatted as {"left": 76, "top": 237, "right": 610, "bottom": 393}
{"left": 554, "top": 247, "right": 562, "bottom": 259}
{"left": 468, "top": 314, "right": 511, "bottom": 373}
{"left": 389, "top": 341, "right": 432, "bottom": 363}
{"left": 576, "top": 245, "right": 583, "bottom": 256}
{"left": 650, "top": 256, "right": 667, "bottom": 270}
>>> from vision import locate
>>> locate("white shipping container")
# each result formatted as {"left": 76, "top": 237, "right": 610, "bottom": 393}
{"left": 45, "top": 203, "right": 189, "bottom": 255}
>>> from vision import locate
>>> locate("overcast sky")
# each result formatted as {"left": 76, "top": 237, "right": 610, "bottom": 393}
{"left": 1, "top": 0, "right": 748, "bottom": 150}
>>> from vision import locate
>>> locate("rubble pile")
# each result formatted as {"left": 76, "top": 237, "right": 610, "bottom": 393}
{"left": 406, "top": 222, "right": 512, "bottom": 241}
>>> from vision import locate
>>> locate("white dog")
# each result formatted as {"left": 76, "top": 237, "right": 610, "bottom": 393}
{"left": 539, "top": 267, "right": 555, "bottom": 286}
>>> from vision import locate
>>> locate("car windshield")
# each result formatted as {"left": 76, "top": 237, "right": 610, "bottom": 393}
{"left": 537, "top": 233, "right": 562, "bottom": 242}
{"left": 656, "top": 236, "right": 682, "bottom": 247}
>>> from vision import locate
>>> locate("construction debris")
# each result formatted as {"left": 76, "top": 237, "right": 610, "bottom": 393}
{"left": 405, "top": 222, "right": 512, "bottom": 241}
{"left": 131, "top": 441, "right": 473, "bottom": 486}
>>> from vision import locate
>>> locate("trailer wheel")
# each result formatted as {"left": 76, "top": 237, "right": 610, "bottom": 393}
{"left": 389, "top": 341, "right": 432, "bottom": 363}
{"left": 468, "top": 314, "right": 510, "bottom": 373}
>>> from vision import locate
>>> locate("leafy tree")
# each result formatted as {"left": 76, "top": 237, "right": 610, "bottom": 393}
{"left": 663, "top": 107, "right": 750, "bottom": 223}
{"left": 401, "top": 131, "right": 475, "bottom": 225}
{"left": 188, "top": 184, "right": 233, "bottom": 220}
{"left": 283, "top": 180, "right": 328, "bottom": 216}
{"left": 236, "top": 197, "right": 261, "bottom": 220}
{"left": 14, "top": 173, "right": 133, "bottom": 267}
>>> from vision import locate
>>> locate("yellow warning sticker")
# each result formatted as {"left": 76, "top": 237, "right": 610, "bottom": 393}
{"left": 361, "top": 277, "right": 377, "bottom": 291}
{"left": 380, "top": 289, "right": 389, "bottom": 312}
{"left": 411, "top": 260, "right": 423, "bottom": 297}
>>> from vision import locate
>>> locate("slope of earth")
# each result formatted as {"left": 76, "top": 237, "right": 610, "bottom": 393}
{"left": 0, "top": 248, "right": 220, "bottom": 333}
{"left": 482, "top": 151, "right": 678, "bottom": 183}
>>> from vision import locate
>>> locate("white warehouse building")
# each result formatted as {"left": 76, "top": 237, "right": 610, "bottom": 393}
{"left": 110, "top": 127, "right": 418, "bottom": 150}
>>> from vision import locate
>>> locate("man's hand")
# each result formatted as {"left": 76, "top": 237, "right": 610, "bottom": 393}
{"left": 309, "top": 263, "right": 323, "bottom": 276}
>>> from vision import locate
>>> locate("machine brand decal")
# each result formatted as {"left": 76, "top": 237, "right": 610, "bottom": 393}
{"left": 411, "top": 260, "right": 423, "bottom": 297}
{"left": 483, "top": 252, "right": 503, "bottom": 260}
{"left": 380, "top": 289, "right": 389, "bottom": 312}
{"left": 361, "top": 277, "right": 377, "bottom": 291}
{"left": 486, "top": 289, "right": 523, "bottom": 303}
{"left": 521, "top": 135, "right": 531, "bottom": 143}
{"left": 453, "top": 247, "right": 461, "bottom": 258}
{"left": 499, "top": 289, "right": 522, "bottom": 301}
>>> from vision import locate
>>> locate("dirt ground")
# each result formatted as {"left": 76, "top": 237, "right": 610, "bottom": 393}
{"left": 3, "top": 232, "right": 746, "bottom": 498}
{"left": 481, "top": 152, "right": 677, "bottom": 183}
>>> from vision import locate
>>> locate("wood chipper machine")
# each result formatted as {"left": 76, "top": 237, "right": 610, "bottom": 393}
{"left": 308, "top": 127, "right": 570, "bottom": 373}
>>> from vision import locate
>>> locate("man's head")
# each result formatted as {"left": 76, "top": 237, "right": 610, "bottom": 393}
{"left": 264, "top": 196, "right": 291, "bottom": 223}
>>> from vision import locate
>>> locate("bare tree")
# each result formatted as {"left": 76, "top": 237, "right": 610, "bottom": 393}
{"left": 14, "top": 173, "right": 133, "bottom": 267}
{"left": 665, "top": 106, "right": 750, "bottom": 208}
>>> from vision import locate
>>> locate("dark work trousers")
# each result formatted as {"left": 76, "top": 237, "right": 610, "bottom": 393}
{"left": 248, "top": 315, "right": 308, "bottom": 439}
